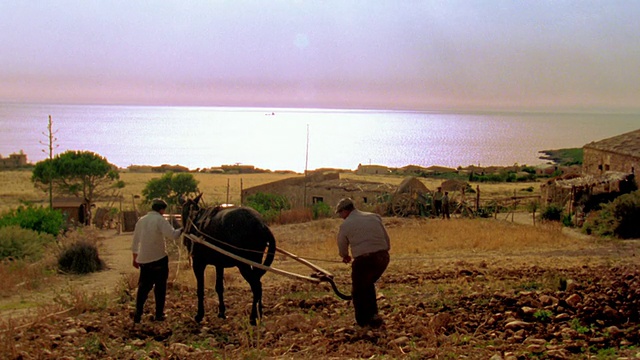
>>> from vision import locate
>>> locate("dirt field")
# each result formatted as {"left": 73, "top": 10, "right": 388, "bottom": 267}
{"left": 1, "top": 215, "right": 639, "bottom": 359}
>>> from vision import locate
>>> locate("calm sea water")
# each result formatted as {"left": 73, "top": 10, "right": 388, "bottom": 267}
{"left": 1, "top": 103, "right": 638, "bottom": 173}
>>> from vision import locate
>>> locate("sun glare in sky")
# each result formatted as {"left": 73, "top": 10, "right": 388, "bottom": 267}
{"left": 0, "top": 1, "right": 639, "bottom": 112}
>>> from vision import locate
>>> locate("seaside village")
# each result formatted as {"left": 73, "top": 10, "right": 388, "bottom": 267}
{"left": 2, "top": 127, "right": 638, "bottom": 230}
{"left": 1, "top": 127, "right": 639, "bottom": 359}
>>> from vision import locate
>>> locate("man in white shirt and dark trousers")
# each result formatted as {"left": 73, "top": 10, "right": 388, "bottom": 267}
{"left": 131, "top": 198, "right": 182, "bottom": 324}
{"left": 336, "top": 198, "right": 391, "bottom": 328}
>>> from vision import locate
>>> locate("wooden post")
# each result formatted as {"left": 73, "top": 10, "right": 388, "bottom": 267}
{"left": 226, "top": 178, "right": 230, "bottom": 204}
{"left": 118, "top": 198, "right": 123, "bottom": 234}
{"left": 475, "top": 185, "right": 480, "bottom": 213}
{"left": 512, "top": 190, "right": 516, "bottom": 222}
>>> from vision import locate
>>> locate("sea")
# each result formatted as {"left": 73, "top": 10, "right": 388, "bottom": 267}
{"left": 1, "top": 103, "right": 639, "bottom": 173}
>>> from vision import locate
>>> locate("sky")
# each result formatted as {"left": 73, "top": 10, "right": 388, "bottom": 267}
{"left": 1, "top": 1, "right": 639, "bottom": 113}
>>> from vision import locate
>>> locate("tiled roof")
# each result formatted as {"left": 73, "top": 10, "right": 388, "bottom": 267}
{"left": 583, "top": 128, "right": 640, "bottom": 157}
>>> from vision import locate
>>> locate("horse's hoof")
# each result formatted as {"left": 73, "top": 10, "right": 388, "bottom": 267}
{"left": 218, "top": 313, "right": 227, "bottom": 319}
{"left": 195, "top": 315, "right": 203, "bottom": 323}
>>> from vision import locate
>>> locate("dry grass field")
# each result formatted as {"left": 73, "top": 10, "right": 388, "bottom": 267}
{"left": 0, "top": 170, "right": 538, "bottom": 213}
{"left": 1, "top": 170, "right": 639, "bottom": 358}
{"left": 0, "top": 217, "right": 638, "bottom": 359}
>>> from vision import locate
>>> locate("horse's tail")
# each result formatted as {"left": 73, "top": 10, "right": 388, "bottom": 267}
{"left": 257, "top": 227, "right": 277, "bottom": 278}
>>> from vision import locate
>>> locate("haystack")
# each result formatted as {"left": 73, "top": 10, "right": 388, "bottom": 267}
{"left": 441, "top": 179, "right": 468, "bottom": 192}
{"left": 395, "top": 176, "right": 430, "bottom": 195}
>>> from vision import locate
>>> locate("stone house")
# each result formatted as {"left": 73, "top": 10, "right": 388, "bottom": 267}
{"left": 0, "top": 151, "right": 28, "bottom": 169}
{"left": 241, "top": 172, "right": 395, "bottom": 210}
{"left": 583, "top": 128, "right": 640, "bottom": 187}
{"left": 355, "top": 164, "right": 391, "bottom": 175}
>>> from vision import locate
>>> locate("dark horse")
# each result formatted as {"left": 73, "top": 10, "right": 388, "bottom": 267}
{"left": 181, "top": 194, "right": 276, "bottom": 325}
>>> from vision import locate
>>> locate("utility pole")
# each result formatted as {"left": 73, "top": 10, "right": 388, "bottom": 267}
{"left": 303, "top": 124, "right": 309, "bottom": 208}
{"left": 40, "top": 115, "right": 58, "bottom": 209}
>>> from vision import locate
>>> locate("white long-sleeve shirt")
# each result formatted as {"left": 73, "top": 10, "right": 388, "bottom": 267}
{"left": 337, "top": 209, "right": 391, "bottom": 259}
{"left": 131, "top": 211, "right": 182, "bottom": 264}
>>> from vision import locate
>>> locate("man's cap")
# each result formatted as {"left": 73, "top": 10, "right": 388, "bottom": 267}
{"left": 335, "top": 198, "right": 354, "bottom": 213}
{"left": 152, "top": 198, "right": 168, "bottom": 207}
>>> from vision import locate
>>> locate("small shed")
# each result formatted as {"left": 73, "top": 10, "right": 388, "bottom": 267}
{"left": 53, "top": 197, "right": 90, "bottom": 226}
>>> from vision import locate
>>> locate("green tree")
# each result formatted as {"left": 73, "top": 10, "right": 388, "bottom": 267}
{"left": 31, "top": 151, "right": 124, "bottom": 207}
{"left": 142, "top": 172, "right": 199, "bottom": 206}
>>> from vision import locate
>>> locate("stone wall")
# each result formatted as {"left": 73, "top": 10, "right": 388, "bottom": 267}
{"left": 583, "top": 147, "right": 638, "bottom": 186}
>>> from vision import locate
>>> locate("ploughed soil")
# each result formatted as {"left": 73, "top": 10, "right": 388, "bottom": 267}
{"left": 1, "top": 219, "right": 639, "bottom": 359}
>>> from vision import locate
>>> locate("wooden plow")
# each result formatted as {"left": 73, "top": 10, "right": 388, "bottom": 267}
{"left": 182, "top": 232, "right": 352, "bottom": 301}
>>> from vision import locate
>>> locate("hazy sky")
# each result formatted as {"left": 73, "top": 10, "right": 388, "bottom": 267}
{"left": 1, "top": 1, "right": 638, "bottom": 112}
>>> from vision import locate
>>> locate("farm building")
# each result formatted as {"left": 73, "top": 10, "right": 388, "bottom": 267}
{"left": 540, "top": 128, "right": 639, "bottom": 221}
{"left": 52, "top": 197, "right": 91, "bottom": 226}
{"left": 241, "top": 172, "right": 395, "bottom": 210}
{"left": 355, "top": 164, "right": 391, "bottom": 175}
{"left": 582, "top": 128, "right": 640, "bottom": 187}
{"left": 0, "top": 151, "right": 28, "bottom": 169}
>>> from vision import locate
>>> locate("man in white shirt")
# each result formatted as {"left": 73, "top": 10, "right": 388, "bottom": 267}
{"left": 336, "top": 198, "right": 390, "bottom": 328}
{"left": 131, "top": 198, "right": 182, "bottom": 324}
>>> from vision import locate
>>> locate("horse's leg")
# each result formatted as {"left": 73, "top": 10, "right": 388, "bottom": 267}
{"left": 238, "top": 266, "right": 263, "bottom": 326}
{"left": 193, "top": 260, "right": 207, "bottom": 323}
{"left": 215, "top": 266, "right": 226, "bottom": 319}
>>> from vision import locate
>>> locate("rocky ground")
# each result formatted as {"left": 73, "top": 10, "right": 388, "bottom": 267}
{"left": 1, "top": 219, "right": 639, "bottom": 359}
{"left": 2, "top": 262, "right": 639, "bottom": 359}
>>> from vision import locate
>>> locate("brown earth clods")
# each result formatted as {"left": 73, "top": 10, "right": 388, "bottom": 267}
{"left": 2, "top": 262, "right": 639, "bottom": 359}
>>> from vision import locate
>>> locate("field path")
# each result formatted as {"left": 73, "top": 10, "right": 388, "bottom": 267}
{"left": 0, "top": 230, "right": 137, "bottom": 321}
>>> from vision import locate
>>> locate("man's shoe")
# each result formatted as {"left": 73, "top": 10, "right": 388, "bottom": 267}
{"left": 133, "top": 314, "right": 141, "bottom": 324}
{"left": 153, "top": 314, "right": 165, "bottom": 322}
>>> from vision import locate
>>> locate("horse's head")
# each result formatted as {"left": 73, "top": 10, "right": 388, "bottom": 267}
{"left": 180, "top": 193, "right": 203, "bottom": 232}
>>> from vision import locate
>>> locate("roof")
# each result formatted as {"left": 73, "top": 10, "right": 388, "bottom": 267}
{"left": 583, "top": 128, "right": 640, "bottom": 158}
{"left": 552, "top": 172, "right": 631, "bottom": 189}
{"left": 307, "top": 178, "right": 395, "bottom": 193}
{"left": 52, "top": 197, "right": 88, "bottom": 207}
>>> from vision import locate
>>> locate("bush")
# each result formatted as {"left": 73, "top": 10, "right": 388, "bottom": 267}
{"left": 244, "top": 192, "right": 291, "bottom": 222}
{"left": 0, "top": 205, "right": 65, "bottom": 236}
{"left": 540, "top": 204, "right": 564, "bottom": 222}
{"left": 584, "top": 190, "right": 640, "bottom": 239}
{"left": 0, "top": 225, "right": 56, "bottom": 261}
{"left": 610, "top": 190, "right": 640, "bottom": 239}
{"left": 311, "top": 202, "right": 333, "bottom": 220}
{"left": 58, "top": 242, "right": 105, "bottom": 274}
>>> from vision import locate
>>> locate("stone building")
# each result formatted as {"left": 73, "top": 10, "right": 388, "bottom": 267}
{"left": 0, "top": 151, "right": 28, "bottom": 169}
{"left": 583, "top": 128, "right": 640, "bottom": 187}
{"left": 355, "top": 164, "right": 391, "bottom": 175}
{"left": 241, "top": 172, "right": 395, "bottom": 210}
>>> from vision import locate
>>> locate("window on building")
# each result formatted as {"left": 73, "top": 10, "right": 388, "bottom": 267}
{"left": 363, "top": 197, "right": 368, "bottom": 203}
{"left": 312, "top": 196, "right": 323, "bottom": 204}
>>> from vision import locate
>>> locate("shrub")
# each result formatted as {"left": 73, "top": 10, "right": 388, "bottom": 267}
{"left": 0, "top": 225, "right": 55, "bottom": 261}
{"left": 58, "top": 242, "right": 105, "bottom": 274}
{"left": 540, "top": 204, "right": 563, "bottom": 222}
{"left": 0, "top": 205, "right": 65, "bottom": 236}
{"left": 610, "top": 190, "right": 640, "bottom": 239}
{"left": 583, "top": 190, "right": 640, "bottom": 239}
{"left": 244, "top": 192, "right": 291, "bottom": 222}
{"left": 311, "top": 202, "right": 333, "bottom": 220}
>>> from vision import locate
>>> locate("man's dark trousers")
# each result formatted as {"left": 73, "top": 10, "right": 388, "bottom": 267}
{"left": 351, "top": 250, "right": 390, "bottom": 326}
{"left": 135, "top": 256, "right": 169, "bottom": 319}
